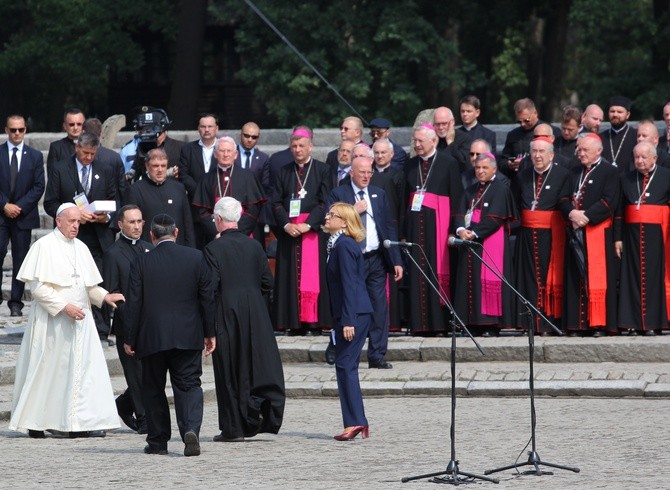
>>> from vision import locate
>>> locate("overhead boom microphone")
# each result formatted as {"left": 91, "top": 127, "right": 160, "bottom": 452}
{"left": 383, "top": 239, "right": 416, "bottom": 248}
{"left": 448, "top": 236, "right": 480, "bottom": 247}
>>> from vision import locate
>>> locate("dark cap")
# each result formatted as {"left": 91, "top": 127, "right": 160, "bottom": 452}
{"left": 608, "top": 96, "right": 632, "bottom": 111}
{"left": 151, "top": 213, "right": 175, "bottom": 227}
{"left": 369, "top": 117, "right": 391, "bottom": 128}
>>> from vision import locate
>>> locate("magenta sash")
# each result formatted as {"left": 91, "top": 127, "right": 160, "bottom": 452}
{"left": 410, "top": 191, "right": 451, "bottom": 301}
{"left": 290, "top": 213, "right": 319, "bottom": 322}
{"left": 472, "top": 209, "right": 503, "bottom": 316}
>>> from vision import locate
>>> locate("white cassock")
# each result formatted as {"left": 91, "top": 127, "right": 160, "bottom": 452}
{"left": 9, "top": 228, "right": 120, "bottom": 433}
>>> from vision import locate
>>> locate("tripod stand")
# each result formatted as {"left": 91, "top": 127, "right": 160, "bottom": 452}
{"left": 398, "top": 244, "right": 499, "bottom": 485}
{"left": 459, "top": 245, "right": 580, "bottom": 477}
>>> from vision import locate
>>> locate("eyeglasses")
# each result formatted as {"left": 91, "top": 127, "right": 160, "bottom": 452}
{"left": 370, "top": 129, "right": 388, "bottom": 136}
{"left": 326, "top": 212, "right": 343, "bottom": 219}
{"left": 68, "top": 122, "right": 83, "bottom": 127}
{"left": 469, "top": 152, "right": 481, "bottom": 157}
{"left": 242, "top": 133, "right": 259, "bottom": 140}
{"left": 340, "top": 126, "right": 351, "bottom": 131}
{"left": 8, "top": 127, "right": 26, "bottom": 133}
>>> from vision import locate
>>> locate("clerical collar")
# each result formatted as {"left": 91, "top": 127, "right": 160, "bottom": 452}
{"left": 120, "top": 233, "right": 140, "bottom": 245}
{"left": 586, "top": 157, "right": 602, "bottom": 170}
{"left": 147, "top": 175, "right": 166, "bottom": 186}
{"left": 421, "top": 150, "right": 437, "bottom": 162}
{"left": 375, "top": 165, "right": 389, "bottom": 173}
{"left": 218, "top": 164, "right": 233, "bottom": 172}
{"left": 640, "top": 164, "right": 657, "bottom": 177}
{"left": 463, "top": 121, "right": 478, "bottom": 131}
{"left": 611, "top": 123, "right": 628, "bottom": 133}
{"left": 295, "top": 158, "right": 312, "bottom": 168}
{"left": 534, "top": 163, "right": 553, "bottom": 175}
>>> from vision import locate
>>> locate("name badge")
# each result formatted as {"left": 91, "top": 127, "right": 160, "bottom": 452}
{"left": 411, "top": 191, "right": 425, "bottom": 212}
{"left": 289, "top": 198, "right": 301, "bottom": 218}
{"left": 74, "top": 192, "right": 89, "bottom": 209}
{"left": 464, "top": 211, "right": 472, "bottom": 228}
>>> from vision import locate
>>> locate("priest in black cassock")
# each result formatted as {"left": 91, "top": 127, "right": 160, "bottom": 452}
{"left": 563, "top": 133, "right": 620, "bottom": 336}
{"left": 512, "top": 137, "right": 572, "bottom": 335}
{"left": 403, "top": 124, "right": 463, "bottom": 335}
{"left": 191, "top": 136, "right": 265, "bottom": 243}
{"left": 453, "top": 153, "right": 517, "bottom": 336}
{"left": 599, "top": 96, "right": 636, "bottom": 173}
{"left": 615, "top": 142, "right": 670, "bottom": 335}
{"left": 205, "top": 197, "right": 285, "bottom": 442}
{"left": 271, "top": 127, "right": 333, "bottom": 335}
{"left": 123, "top": 148, "right": 195, "bottom": 247}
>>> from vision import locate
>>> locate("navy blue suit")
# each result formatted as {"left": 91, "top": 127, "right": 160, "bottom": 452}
{"left": 327, "top": 184, "right": 401, "bottom": 364}
{"left": 0, "top": 142, "right": 45, "bottom": 310}
{"left": 327, "top": 234, "right": 372, "bottom": 427}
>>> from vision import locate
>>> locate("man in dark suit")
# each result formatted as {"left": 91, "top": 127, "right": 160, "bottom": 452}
{"left": 124, "top": 214, "right": 216, "bottom": 457}
{"left": 46, "top": 108, "right": 85, "bottom": 179}
{"left": 456, "top": 95, "right": 497, "bottom": 153}
{"left": 44, "top": 131, "right": 118, "bottom": 340}
{"left": 0, "top": 114, "right": 45, "bottom": 316}
{"left": 327, "top": 157, "right": 403, "bottom": 369}
{"left": 178, "top": 113, "right": 219, "bottom": 249}
{"left": 102, "top": 205, "right": 153, "bottom": 433}
{"left": 325, "top": 116, "right": 365, "bottom": 170}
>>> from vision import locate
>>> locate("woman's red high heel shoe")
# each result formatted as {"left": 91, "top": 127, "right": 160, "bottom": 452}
{"left": 333, "top": 425, "right": 369, "bottom": 441}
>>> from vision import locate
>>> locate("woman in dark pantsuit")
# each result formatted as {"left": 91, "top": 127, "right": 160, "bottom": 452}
{"left": 324, "top": 202, "right": 373, "bottom": 441}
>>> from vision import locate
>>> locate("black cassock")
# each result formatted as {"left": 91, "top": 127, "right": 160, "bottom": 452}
{"left": 191, "top": 165, "right": 265, "bottom": 242}
{"left": 512, "top": 164, "right": 572, "bottom": 333}
{"left": 123, "top": 178, "right": 195, "bottom": 247}
{"left": 204, "top": 229, "right": 285, "bottom": 438}
{"left": 404, "top": 150, "right": 463, "bottom": 334}
{"left": 453, "top": 177, "right": 517, "bottom": 330}
{"left": 616, "top": 166, "right": 670, "bottom": 332}
{"left": 563, "top": 159, "right": 620, "bottom": 332}
{"left": 272, "top": 159, "right": 333, "bottom": 331}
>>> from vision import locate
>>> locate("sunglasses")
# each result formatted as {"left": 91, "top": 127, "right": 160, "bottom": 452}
{"left": 68, "top": 122, "right": 83, "bottom": 127}
{"left": 242, "top": 133, "right": 259, "bottom": 140}
{"left": 469, "top": 152, "right": 481, "bottom": 157}
{"left": 8, "top": 127, "right": 26, "bottom": 133}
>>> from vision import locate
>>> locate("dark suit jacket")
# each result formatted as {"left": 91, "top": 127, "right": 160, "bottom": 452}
{"left": 327, "top": 183, "right": 402, "bottom": 272}
{"left": 46, "top": 137, "right": 75, "bottom": 178}
{"left": 0, "top": 143, "right": 45, "bottom": 230}
{"left": 178, "top": 140, "right": 214, "bottom": 199}
{"left": 456, "top": 123, "right": 497, "bottom": 154}
{"left": 124, "top": 240, "right": 216, "bottom": 359}
{"left": 327, "top": 235, "right": 373, "bottom": 326}
{"left": 43, "top": 156, "right": 117, "bottom": 251}
{"left": 102, "top": 236, "right": 154, "bottom": 337}
{"left": 235, "top": 147, "right": 270, "bottom": 195}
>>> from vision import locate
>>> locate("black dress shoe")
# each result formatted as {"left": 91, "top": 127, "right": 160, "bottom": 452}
{"left": 481, "top": 328, "right": 498, "bottom": 337}
{"left": 118, "top": 412, "right": 139, "bottom": 431}
{"left": 592, "top": 330, "right": 605, "bottom": 338}
{"left": 644, "top": 330, "right": 656, "bottom": 336}
{"left": 568, "top": 331, "right": 582, "bottom": 337}
{"left": 368, "top": 360, "right": 393, "bottom": 369}
{"left": 136, "top": 419, "right": 148, "bottom": 434}
{"left": 144, "top": 445, "right": 168, "bottom": 455}
{"left": 69, "top": 430, "right": 106, "bottom": 438}
{"left": 213, "top": 433, "right": 245, "bottom": 442}
{"left": 183, "top": 431, "right": 201, "bottom": 457}
{"left": 325, "top": 342, "right": 336, "bottom": 365}
{"left": 28, "top": 430, "right": 46, "bottom": 438}
{"left": 9, "top": 306, "right": 22, "bottom": 317}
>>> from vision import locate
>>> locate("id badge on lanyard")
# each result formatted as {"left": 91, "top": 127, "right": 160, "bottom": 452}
{"left": 464, "top": 210, "right": 472, "bottom": 228}
{"left": 289, "top": 198, "right": 301, "bottom": 218}
{"left": 411, "top": 190, "right": 425, "bottom": 212}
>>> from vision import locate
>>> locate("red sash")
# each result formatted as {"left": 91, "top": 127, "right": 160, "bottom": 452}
{"left": 472, "top": 209, "right": 503, "bottom": 316}
{"left": 585, "top": 217, "right": 612, "bottom": 326}
{"left": 521, "top": 210, "right": 566, "bottom": 317}
{"left": 624, "top": 204, "right": 670, "bottom": 319}
{"left": 290, "top": 213, "right": 319, "bottom": 322}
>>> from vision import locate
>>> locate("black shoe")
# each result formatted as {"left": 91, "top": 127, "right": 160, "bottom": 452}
{"left": 213, "top": 433, "right": 245, "bottom": 442}
{"left": 244, "top": 413, "right": 264, "bottom": 438}
{"left": 481, "top": 328, "right": 498, "bottom": 337}
{"left": 644, "top": 330, "right": 656, "bottom": 336}
{"left": 28, "top": 430, "right": 46, "bottom": 438}
{"left": 69, "top": 430, "right": 106, "bottom": 438}
{"left": 136, "top": 419, "right": 148, "bottom": 434}
{"left": 183, "top": 431, "right": 201, "bottom": 457}
{"left": 9, "top": 306, "right": 22, "bottom": 317}
{"left": 592, "top": 330, "right": 605, "bottom": 338}
{"left": 144, "top": 445, "right": 168, "bottom": 455}
{"left": 118, "top": 412, "right": 139, "bottom": 432}
{"left": 368, "top": 360, "right": 393, "bottom": 369}
{"left": 568, "top": 331, "right": 582, "bottom": 337}
{"left": 325, "top": 342, "right": 336, "bottom": 365}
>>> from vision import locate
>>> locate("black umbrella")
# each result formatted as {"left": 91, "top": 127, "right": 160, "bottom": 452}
{"left": 568, "top": 227, "right": 588, "bottom": 289}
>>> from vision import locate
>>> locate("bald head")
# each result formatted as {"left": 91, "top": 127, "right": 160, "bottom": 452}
{"left": 636, "top": 120, "right": 660, "bottom": 147}
{"left": 581, "top": 104, "right": 604, "bottom": 133}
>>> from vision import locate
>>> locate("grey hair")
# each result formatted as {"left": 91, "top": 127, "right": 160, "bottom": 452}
{"left": 214, "top": 197, "right": 242, "bottom": 223}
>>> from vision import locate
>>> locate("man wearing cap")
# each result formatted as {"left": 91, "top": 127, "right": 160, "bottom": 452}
{"left": 368, "top": 118, "right": 407, "bottom": 171}
{"left": 563, "top": 133, "right": 619, "bottom": 336}
{"left": 272, "top": 127, "right": 333, "bottom": 335}
{"left": 600, "top": 96, "right": 636, "bottom": 172}
{"left": 403, "top": 124, "right": 463, "bottom": 335}
{"left": 455, "top": 95, "right": 497, "bottom": 153}
{"left": 512, "top": 137, "right": 572, "bottom": 335}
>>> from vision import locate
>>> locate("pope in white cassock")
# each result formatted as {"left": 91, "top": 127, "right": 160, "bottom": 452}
{"left": 9, "top": 203, "right": 124, "bottom": 438}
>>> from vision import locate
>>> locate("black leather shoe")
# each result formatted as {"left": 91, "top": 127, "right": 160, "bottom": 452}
{"left": 592, "top": 330, "right": 605, "bottom": 338}
{"left": 144, "top": 445, "right": 168, "bottom": 455}
{"left": 481, "top": 328, "right": 498, "bottom": 337}
{"left": 325, "top": 342, "right": 336, "bottom": 365}
{"left": 183, "top": 431, "right": 201, "bottom": 457}
{"left": 213, "top": 433, "right": 244, "bottom": 442}
{"left": 9, "top": 306, "right": 22, "bottom": 317}
{"left": 28, "top": 430, "right": 46, "bottom": 438}
{"left": 644, "top": 330, "right": 656, "bottom": 336}
{"left": 118, "top": 412, "right": 139, "bottom": 432}
{"left": 136, "top": 419, "right": 148, "bottom": 434}
{"left": 368, "top": 360, "right": 393, "bottom": 369}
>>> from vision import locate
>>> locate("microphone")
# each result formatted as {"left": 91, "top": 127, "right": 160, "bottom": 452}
{"left": 383, "top": 239, "right": 416, "bottom": 248}
{"left": 448, "top": 236, "right": 479, "bottom": 247}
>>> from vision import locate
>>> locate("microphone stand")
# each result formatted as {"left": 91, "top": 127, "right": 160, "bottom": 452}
{"left": 398, "top": 244, "right": 499, "bottom": 485}
{"left": 457, "top": 244, "right": 579, "bottom": 477}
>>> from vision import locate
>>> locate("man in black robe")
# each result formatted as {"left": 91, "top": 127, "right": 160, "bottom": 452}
{"left": 615, "top": 142, "right": 670, "bottom": 335}
{"left": 433, "top": 106, "right": 470, "bottom": 171}
{"left": 453, "top": 153, "right": 517, "bottom": 336}
{"left": 563, "top": 133, "right": 620, "bottom": 336}
{"left": 403, "top": 124, "right": 463, "bottom": 335}
{"left": 191, "top": 136, "right": 265, "bottom": 243}
{"left": 123, "top": 148, "right": 195, "bottom": 247}
{"left": 205, "top": 197, "right": 285, "bottom": 442}
{"left": 512, "top": 137, "right": 572, "bottom": 335}
{"left": 599, "top": 96, "right": 636, "bottom": 173}
{"left": 555, "top": 105, "right": 581, "bottom": 162}
{"left": 272, "top": 127, "right": 333, "bottom": 335}
{"left": 455, "top": 95, "right": 497, "bottom": 154}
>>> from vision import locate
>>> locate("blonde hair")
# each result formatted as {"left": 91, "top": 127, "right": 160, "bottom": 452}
{"left": 329, "top": 202, "right": 365, "bottom": 242}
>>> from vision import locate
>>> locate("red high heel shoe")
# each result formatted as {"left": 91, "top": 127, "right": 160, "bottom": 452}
{"left": 333, "top": 425, "right": 369, "bottom": 441}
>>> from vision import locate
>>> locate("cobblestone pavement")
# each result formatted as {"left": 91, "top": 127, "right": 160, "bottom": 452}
{"left": 2, "top": 396, "right": 669, "bottom": 489}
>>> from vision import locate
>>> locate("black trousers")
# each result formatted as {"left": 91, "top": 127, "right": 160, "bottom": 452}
{"left": 115, "top": 334, "right": 145, "bottom": 420}
{"left": 141, "top": 349, "right": 204, "bottom": 450}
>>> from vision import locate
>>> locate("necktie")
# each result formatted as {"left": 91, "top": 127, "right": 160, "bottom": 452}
{"left": 358, "top": 190, "right": 367, "bottom": 252}
{"left": 10, "top": 147, "right": 18, "bottom": 196}
{"left": 244, "top": 150, "right": 251, "bottom": 169}
{"left": 81, "top": 165, "right": 90, "bottom": 194}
